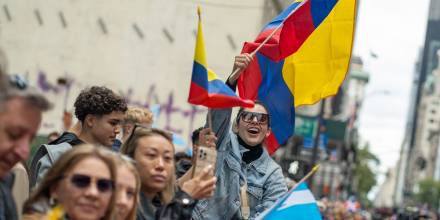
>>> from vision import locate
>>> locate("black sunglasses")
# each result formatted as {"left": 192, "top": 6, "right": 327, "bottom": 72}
{"left": 68, "top": 174, "right": 114, "bottom": 193}
{"left": 239, "top": 111, "right": 269, "bottom": 124}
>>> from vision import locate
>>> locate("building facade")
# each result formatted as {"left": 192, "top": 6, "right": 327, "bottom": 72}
{"left": 274, "top": 56, "right": 369, "bottom": 200}
{"left": 0, "top": 0, "right": 275, "bottom": 149}
{"left": 395, "top": 0, "right": 440, "bottom": 205}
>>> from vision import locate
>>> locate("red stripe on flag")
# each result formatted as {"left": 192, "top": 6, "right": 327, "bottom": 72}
{"left": 188, "top": 82, "right": 208, "bottom": 104}
{"left": 279, "top": 0, "right": 315, "bottom": 59}
{"left": 241, "top": 0, "right": 315, "bottom": 62}
{"left": 237, "top": 51, "right": 262, "bottom": 100}
{"left": 265, "top": 133, "right": 280, "bottom": 155}
{"left": 189, "top": 82, "right": 254, "bottom": 108}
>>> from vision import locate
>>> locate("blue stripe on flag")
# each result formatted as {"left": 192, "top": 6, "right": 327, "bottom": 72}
{"left": 206, "top": 79, "right": 238, "bottom": 96}
{"left": 264, "top": 203, "right": 321, "bottom": 220}
{"left": 261, "top": 2, "right": 301, "bottom": 31}
{"left": 192, "top": 62, "right": 238, "bottom": 97}
{"left": 295, "top": 182, "right": 309, "bottom": 191}
{"left": 192, "top": 61, "right": 208, "bottom": 90}
{"left": 310, "top": 0, "right": 338, "bottom": 27}
{"left": 259, "top": 183, "right": 321, "bottom": 220}
{"left": 256, "top": 52, "right": 295, "bottom": 145}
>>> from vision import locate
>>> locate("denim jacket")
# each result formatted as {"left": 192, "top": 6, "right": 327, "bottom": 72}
{"left": 192, "top": 108, "right": 287, "bottom": 220}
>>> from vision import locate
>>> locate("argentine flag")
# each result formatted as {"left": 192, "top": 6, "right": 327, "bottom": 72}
{"left": 257, "top": 183, "right": 322, "bottom": 220}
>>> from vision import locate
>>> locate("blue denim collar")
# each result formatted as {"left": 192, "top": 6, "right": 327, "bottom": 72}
{"left": 247, "top": 148, "right": 270, "bottom": 175}
{"left": 230, "top": 133, "right": 269, "bottom": 175}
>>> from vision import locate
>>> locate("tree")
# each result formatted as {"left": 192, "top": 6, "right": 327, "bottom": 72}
{"left": 415, "top": 178, "right": 440, "bottom": 209}
{"left": 353, "top": 143, "right": 380, "bottom": 207}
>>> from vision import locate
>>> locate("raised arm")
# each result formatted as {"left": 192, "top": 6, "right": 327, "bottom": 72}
{"left": 205, "top": 53, "right": 253, "bottom": 145}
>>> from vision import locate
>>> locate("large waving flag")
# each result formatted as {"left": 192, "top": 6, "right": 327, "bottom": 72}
{"left": 238, "top": 0, "right": 356, "bottom": 153}
{"left": 257, "top": 183, "right": 322, "bottom": 220}
{"left": 188, "top": 8, "right": 254, "bottom": 108}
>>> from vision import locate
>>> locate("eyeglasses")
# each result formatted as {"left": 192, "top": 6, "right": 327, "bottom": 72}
{"left": 68, "top": 174, "right": 114, "bottom": 193}
{"left": 239, "top": 111, "right": 269, "bottom": 124}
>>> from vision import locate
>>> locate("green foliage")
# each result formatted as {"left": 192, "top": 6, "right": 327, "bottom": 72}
{"left": 27, "top": 135, "right": 48, "bottom": 165}
{"left": 354, "top": 143, "right": 380, "bottom": 207}
{"left": 415, "top": 178, "right": 440, "bottom": 209}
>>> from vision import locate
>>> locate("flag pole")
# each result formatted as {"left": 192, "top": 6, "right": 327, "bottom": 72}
{"left": 207, "top": 108, "right": 213, "bottom": 131}
{"left": 229, "top": 0, "right": 308, "bottom": 80}
{"left": 255, "top": 164, "right": 320, "bottom": 220}
{"left": 291, "top": 164, "right": 320, "bottom": 192}
{"left": 197, "top": 6, "right": 213, "bottom": 131}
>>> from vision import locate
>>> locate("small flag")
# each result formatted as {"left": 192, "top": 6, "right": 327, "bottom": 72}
{"left": 257, "top": 183, "right": 322, "bottom": 220}
{"left": 188, "top": 7, "right": 254, "bottom": 108}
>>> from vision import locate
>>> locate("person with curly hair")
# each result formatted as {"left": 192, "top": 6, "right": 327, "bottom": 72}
{"left": 30, "top": 86, "right": 128, "bottom": 187}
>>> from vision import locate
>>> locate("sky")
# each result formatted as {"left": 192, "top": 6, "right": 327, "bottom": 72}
{"left": 353, "top": 0, "right": 431, "bottom": 192}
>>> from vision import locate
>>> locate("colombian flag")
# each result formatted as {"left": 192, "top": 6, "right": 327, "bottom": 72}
{"left": 188, "top": 8, "right": 254, "bottom": 109}
{"left": 238, "top": 0, "right": 356, "bottom": 154}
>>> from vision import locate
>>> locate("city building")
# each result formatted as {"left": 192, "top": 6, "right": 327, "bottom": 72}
{"left": 0, "top": 0, "right": 272, "bottom": 147}
{"left": 275, "top": 55, "right": 369, "bottom": 200}
{"left": 395, "top": 0, "right": 440, "bottom": 205}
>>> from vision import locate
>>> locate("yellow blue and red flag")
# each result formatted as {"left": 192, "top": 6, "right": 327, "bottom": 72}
{"left": 238, "top": 0, "right": 356, "bottom": 154}
{"left": 188, "top": 7, "right": 254, "bottom": 108}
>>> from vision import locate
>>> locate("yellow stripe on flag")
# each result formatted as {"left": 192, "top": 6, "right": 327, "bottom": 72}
{"left": 282, "top": 0, "right": 356, "bottom": 107}
{"left": 194, "top": 18, "right": 207, "bottom": 67}
{"left": 194, "top": 7, "right": 218, "bottom": 82}
{"left": 207, "top": 69, "right": 217, "bottom": 81}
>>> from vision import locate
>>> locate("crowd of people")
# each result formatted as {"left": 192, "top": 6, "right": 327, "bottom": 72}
{"left": 0, "top": 54, "right": 292, "bottom": 220}
{"left": 317, "top": 198, "right": 369, "bottom": 220}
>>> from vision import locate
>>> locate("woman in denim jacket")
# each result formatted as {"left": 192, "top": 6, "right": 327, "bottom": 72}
{"left": 192, "top": 54, "right": 288, "bottom": 220}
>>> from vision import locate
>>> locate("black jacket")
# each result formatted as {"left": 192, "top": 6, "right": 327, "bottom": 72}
{"left": 137, "top": 188, "right": 196, "bottom": 220}
{"left": 48, "top": 132, "right": 84, "bottom": 146}
{"left": 0, "top": 172, "right": 17, "bottom": 220}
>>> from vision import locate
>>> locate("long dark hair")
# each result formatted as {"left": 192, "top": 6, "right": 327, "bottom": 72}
{"left": 120, "top": 126, "right": 175, "bottom": 203}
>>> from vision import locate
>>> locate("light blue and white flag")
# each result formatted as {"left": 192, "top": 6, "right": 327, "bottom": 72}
{"left": 257, "top": 183, "right": 322, "bottom": 220}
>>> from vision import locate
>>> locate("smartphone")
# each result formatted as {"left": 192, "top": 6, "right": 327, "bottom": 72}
{"left": 192, "top": 146, "right": 217, "bottom": 179}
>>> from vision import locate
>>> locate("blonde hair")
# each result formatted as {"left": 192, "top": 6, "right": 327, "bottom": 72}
{"left": 120, "top": 127, "right": 175, "bottom": 203}
{"left": 23, "top": 145, "right": 117, "bottom": 220}
{"left": 113, "top": 155, "right": 141, "bottom": 220}
{"left": 124, "top": 106, "right": 153, "bottom": 125}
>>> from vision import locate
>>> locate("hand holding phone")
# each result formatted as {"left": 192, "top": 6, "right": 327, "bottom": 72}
{"left": 192, "top": 146, "right": 217, "bottom": 179}
{"left": 182, "top": 165, "right": 217, "bottom": 199}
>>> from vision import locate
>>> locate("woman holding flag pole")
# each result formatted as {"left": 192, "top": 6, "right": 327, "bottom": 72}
{"left": 188, "top": 0, "right": 356, "bottom": 216}
{"left": 187, "top": 6, "right": 288, "bottom": 220}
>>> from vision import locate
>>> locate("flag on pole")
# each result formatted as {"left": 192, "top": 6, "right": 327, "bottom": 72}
{"left": 188, "top": 7, "right": 254, "bottom": 109}
{"left": 256, "top": 183, "right": 322, "bottom": 220}
{"left": 238, "top": 0, "right": 356, "bottom": 153}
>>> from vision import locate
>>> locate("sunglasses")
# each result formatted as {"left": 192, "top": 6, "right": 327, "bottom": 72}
{"left": 68, "top": 174, "right": 114, "bottom": 193}
{"left": 239, "top": 111, "right": 269, "bottom": 124}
